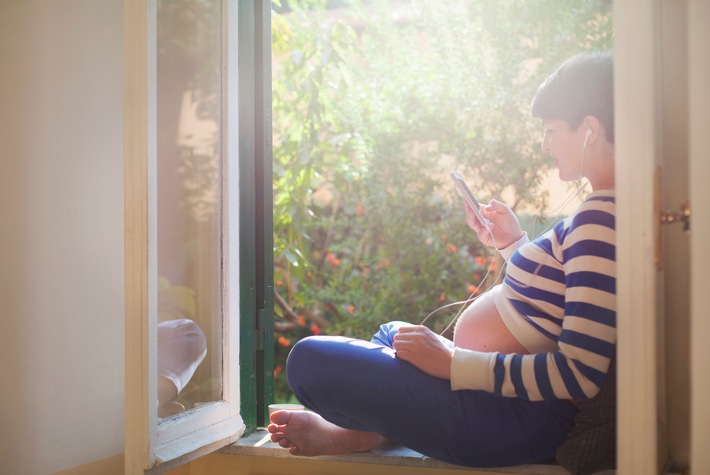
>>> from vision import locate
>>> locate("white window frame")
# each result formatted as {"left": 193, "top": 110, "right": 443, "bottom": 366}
{"left": 124, "top": 0, "right": 245, "bottom": 473}
{"left": 614, "top": 0, "right": 663, "bottom": 471}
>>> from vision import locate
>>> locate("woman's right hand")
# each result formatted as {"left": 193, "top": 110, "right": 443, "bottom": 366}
{"left": 465, "top": 199, "right": 523, "bottom": 250}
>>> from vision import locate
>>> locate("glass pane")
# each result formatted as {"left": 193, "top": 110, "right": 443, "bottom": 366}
{"left": 156, "top": 0, "right": 223, "bottom": 419}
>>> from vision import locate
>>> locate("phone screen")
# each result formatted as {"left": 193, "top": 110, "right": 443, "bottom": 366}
{"left": 450, "top": 172, "right": 490, "bottom": 225}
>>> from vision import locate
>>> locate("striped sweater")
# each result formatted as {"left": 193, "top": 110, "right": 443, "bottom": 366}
{"left": 450, "top": 190, "right": 616, "bottom": 400}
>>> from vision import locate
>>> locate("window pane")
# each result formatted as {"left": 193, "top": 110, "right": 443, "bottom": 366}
{"left": 156, "top": 0, "right": 223, "bottom": 419}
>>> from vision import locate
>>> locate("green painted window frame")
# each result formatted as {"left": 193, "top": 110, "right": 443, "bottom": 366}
{"left": 238, "top": 0, "right": 275, "bottom": 432}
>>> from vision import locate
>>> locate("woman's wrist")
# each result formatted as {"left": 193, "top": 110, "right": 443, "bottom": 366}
{"left": 498, "top": 232, "right": 528, "bottom": 261}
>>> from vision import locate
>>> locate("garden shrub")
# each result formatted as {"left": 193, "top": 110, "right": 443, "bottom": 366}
{"left": 271, "top": 0, "right": 613, "bottom": 401}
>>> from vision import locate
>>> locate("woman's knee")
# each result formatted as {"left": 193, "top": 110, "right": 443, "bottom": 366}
{"left": 285, "top": 336, "right": 340, "bottom": 402}
{"left": 285, "top": 336, "right": 331, "bottom": 383}
{"left": 171, "top": 319, "right": 207, "bottom": 361}
{"left": 285, "top": 335, "right": 383, "bottom": 392}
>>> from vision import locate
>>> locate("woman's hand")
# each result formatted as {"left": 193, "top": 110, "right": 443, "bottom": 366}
{"left": 465, "top": 199, "right": 523, "bottom": 250}
{"left": 393, "top": 325, "right": 453, "bottom": 380}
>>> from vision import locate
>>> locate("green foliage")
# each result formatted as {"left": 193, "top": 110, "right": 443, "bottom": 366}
{"left": 271, "top": 0, "right": 613, "bottom": 401}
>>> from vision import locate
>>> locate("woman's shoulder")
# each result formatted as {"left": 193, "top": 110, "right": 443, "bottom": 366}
{"left": 581, "top": 189, "right": 615, "bottom": 207}
{"left": 529, "top": 190, "right": 615, "bottom": 250}
{"left": 552, "top": 190, "right": 615, "bottom": 246}
{"left": 571, "top": 189, "right": 616, "bottom": 222}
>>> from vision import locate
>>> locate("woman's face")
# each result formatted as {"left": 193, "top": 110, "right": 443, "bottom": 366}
{"left": 541, "top": 119, "right": 588, "bottom": 182}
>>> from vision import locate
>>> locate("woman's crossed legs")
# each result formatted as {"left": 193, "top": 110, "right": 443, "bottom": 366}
{"left": 268, "top": 322, "right": 576, "bottom": 468}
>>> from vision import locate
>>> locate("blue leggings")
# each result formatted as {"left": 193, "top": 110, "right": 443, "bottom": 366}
{"left": 286, "top": 321, "right": 577, "bottom": 468}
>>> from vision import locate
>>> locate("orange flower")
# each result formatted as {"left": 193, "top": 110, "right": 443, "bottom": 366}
{"left": 277, "top": 336, "right": 291, "bottom": 347}
{"left": 297, "top": 315, "right": 306, "bottom": 327}
{"left": 310, "top": 324, "right": 322, "bottom": 335}
{"left": 274, "top": 365, "right": 283, "bottom": 378}
{"left": 326, "top": 252, "right": 341, "bottom": 267}
{"left": 346, "top": 304, "right": 356, "bottom": 315}
{"left": 356, "top": 204, "right": 364, "bottom": 216}
{"left": 475, "top": 256, "right": 486, "bottom": 266}
{"left": 467, "top": 284, "right": 477, "bottom": 294}
{"left": 446, "top": 243, "right": 458, "bottom": 253}
{"left": 376, "top": 258, "right": 390, "bottom": 269}
{"left": 437, "top": 291, "right": 446, "bottom": 302}
{"left": 276, "top": 279, "right": 283, "bottom": 286}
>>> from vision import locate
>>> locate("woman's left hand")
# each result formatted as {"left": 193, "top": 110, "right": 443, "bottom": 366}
{"left": 393, "top": 325, "right": 453, "bottom": 380}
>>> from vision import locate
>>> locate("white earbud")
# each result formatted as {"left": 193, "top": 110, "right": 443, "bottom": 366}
{"left": 583, "top": 128, "right": 592, "bottom": 147}
{"left": 579, "top": 128, "right": 592, "bottom": 181}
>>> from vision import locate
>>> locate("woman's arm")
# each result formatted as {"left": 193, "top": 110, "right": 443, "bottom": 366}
{"left": 451, "top": 194, "right": 617, "bottom": 400}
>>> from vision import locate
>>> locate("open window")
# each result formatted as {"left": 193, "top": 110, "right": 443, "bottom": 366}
{"left": 124, "top": 0, "right": 273, "bottom": 472}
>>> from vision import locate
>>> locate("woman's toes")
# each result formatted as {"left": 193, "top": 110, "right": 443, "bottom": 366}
{"left": 269, "top": 410, "right": 291, "bottom": 425}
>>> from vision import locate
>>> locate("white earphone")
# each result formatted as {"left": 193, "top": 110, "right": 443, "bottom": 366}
{"left": 578, "top": 128, "right": 592, "bottom": 181}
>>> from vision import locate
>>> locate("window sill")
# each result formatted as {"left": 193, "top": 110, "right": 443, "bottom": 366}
{"left": 221, "top": 430, "right": 570, "bottom": 474}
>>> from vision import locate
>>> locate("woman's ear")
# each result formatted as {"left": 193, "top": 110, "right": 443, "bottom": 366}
{"left": 582, "top": 115, "right": 602, "bottom": 144}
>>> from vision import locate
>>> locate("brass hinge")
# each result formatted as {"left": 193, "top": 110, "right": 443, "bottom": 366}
{"left": 655, "top": 167, "right": 691, "bottom": 270}
{"left": 660, "top": 201, "right": 691, "bottom": 233}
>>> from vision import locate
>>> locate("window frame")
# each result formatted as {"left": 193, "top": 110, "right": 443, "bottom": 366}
{"left": 238, "top": 0, "right": 275, "bottom": 432}
{"left": 124, "top": 0, "right": 273, "bottom": 472}
{"left": 613, "top": 0, "right": 663, "bottom": 473}
{"left": 120, "top": 0, "right": 685, "bottom": 472}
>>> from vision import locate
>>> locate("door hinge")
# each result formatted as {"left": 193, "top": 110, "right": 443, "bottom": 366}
{"left": 660, "top": 201, "right": 690, "bottom": 233}
{"left": 655, "top": 166, "right": 691, "bottom": 270}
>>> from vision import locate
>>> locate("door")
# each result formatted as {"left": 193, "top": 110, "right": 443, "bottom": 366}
{"left": 688, "top": 1, "right": 710, "bottom": 473}
{"left": 615, "top": 0, "right": 709, "bottom": 473}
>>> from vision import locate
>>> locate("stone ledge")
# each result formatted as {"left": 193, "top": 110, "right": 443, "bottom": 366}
{"left": 221, "top": 430, "right": 570, "bottom": 474}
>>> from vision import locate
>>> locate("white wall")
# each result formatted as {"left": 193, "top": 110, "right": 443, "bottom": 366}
{"left": 0, "top": 1, "right": 125, "bottom": 474}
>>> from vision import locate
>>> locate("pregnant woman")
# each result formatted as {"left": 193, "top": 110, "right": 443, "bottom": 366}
{"left": 268, "top": 51, "right": 616, "bottom": 468}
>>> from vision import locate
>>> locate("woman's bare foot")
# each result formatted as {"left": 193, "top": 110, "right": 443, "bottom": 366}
{"left": 267, "top": 410, "right": 380, "bottom": 457}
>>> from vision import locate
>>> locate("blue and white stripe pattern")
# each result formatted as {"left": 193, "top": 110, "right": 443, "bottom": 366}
{"left": 494, "top": 190, "right": 616, "bottom": 400}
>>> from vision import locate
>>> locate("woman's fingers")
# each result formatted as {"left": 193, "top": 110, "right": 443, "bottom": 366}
{"left": 393, "top": 325, "right": 426, "bottom": 350}
{"left": 393, "top": 326, "right": 453, "bottom": 380}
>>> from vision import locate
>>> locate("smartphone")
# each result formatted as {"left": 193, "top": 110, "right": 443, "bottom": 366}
{"left": 450, "top": 172, "right": 490, "bottom": 226}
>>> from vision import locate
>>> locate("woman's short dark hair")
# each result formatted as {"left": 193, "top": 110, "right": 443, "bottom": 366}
{"left": 531, "top": 51, "right": 614, "bottom": 143}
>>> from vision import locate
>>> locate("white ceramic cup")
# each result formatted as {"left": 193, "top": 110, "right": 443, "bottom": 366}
{"left": 268, "top": 403, "right": 305, "bottom": 417}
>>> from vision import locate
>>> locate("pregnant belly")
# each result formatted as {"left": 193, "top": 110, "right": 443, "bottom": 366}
{"left": 453, "top": 286, "right": 529, "bottom": 354}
